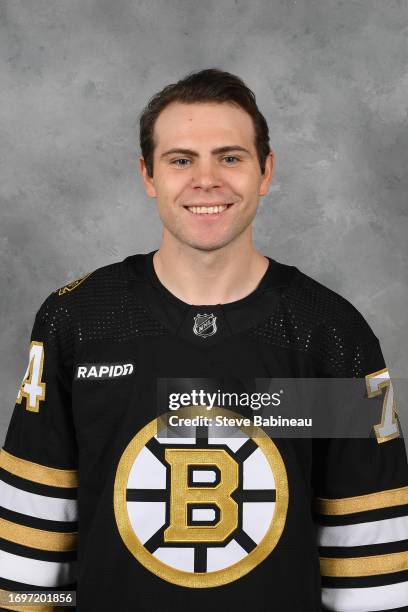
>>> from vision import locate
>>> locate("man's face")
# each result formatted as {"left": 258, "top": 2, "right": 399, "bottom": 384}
{"left": 140, "top": 101, "right": 274, "bottom": 252}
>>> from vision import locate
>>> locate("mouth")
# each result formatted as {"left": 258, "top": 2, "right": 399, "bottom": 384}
{"left": 183, "top": 203, "right": 235, "bottom": 217}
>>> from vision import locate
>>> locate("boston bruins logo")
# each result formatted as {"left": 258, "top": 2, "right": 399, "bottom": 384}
{"left": 113, "top": 407, "right": 288, "bottom": 588}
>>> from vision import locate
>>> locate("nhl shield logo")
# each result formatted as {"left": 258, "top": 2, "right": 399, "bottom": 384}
{"left": 193, "top": 313, "right": 217, "bottom": 338}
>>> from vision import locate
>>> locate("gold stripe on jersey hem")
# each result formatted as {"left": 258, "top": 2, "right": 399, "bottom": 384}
{"left": 320, "top": 551, "right": 408, "bottom": 577}
{"left": 314, "top": 485, "right": 408, "bottom": 515}
{"left": 0, "top": 518, "right": 77, "bottom": 551}
{"left": 0, "top": 449, "right": 78, "bottom": 488}
{"left": 0, "top": 589, "right": 57, "bottom": 611}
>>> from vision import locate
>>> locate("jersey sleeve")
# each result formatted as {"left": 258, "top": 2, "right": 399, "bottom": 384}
{"left": 0, "top": 292, "right": 78, "bottom": 606}
{"left": 312, "top": 336, "right": 408, "bottom": 611}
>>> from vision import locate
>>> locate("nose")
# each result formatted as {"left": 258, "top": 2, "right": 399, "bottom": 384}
{"left": 191, "top": 158, "right": 222, "bottom": 190}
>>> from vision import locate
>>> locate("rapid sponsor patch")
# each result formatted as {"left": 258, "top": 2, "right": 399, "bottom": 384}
{"left": 75, "top": 362, "right": 134, "bottom": 380}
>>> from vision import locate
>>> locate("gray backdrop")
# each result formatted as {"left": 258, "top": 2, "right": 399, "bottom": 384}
{"left": 1, "top": 0, "right": 407, "bottom": 447}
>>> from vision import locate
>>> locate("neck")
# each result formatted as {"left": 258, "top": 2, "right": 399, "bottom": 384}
{"left": 153, "top": 232, "right": 269, "bottom": 306}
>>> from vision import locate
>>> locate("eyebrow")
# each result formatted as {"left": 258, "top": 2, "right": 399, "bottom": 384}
{"left": 160, "top": 145, "right": 252, "bottom": 159}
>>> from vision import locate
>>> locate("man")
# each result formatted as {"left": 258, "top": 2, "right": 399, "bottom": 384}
{"left": 0, "top": 68, "right": 407, "bottom": 611}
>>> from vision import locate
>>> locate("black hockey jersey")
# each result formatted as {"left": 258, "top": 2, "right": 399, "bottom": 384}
{"left": 1, "top": 251, "right": 407, "bottom": 611}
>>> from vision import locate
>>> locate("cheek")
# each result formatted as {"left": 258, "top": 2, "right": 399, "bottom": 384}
{"left": 160, "top": 172, "right": 190, "bottom": 201}
{"left": 233, "top": 180, "right": 260, "bottom": 206}
{"left": 228, "top": 168, "right": 260, "bottom": 191}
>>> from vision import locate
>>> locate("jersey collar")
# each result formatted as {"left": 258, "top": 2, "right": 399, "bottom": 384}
{"left": 123, "top": 250, "right": 298, "bottom": 349}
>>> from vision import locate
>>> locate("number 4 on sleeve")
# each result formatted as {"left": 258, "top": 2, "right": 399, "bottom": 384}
{"left": 16, "top": 340, "right": 46, "bottom": 412}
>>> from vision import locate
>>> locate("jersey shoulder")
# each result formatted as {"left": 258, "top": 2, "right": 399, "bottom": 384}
{"left": 34, "top": 255, "right": 167, "bottom": 359}
{"left": 32, "top": 260, "right": 127, "bottom": 361}
{"left": 37, "top": 259, "right": 128, "bottom": 322}
{"left": 256, "top": 262, "right": 380, "bottom": 377}
{"left": 54, "top": 259, "right": 127, "bottom": 299}
{"left": 287, "top": 267, "right": 377, "bottom": 342}
{"left": 50, "top": 252, "right": 148, "bottom": 305}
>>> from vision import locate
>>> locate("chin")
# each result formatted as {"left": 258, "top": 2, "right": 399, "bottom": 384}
{"left": 184, "top": 238, "right": 233, "bottom": 253}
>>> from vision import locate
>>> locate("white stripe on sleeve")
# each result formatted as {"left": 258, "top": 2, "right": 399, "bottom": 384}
{"left": 322, "top": 581, "right": 408, "bottom": 611}
{"left": 0, "top": 479, "right": 77, "bottom": 522}
{"left": 317, "top": 515, "right": 408, "bottom": 547}
{"left": 0, "top": 549, "right": 76, "bottom": 587}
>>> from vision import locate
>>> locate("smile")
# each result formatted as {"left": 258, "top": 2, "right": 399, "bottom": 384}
{"left": 184, "top": 203, "right": 234, "bottom": 215}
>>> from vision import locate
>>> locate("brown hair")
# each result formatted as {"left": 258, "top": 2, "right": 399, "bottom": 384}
{"left": 139, "top": 68, "right": 271, "bottom": 177}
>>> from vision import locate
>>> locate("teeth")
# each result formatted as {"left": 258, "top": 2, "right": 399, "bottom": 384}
{"left": 188, "top": 205, "right": 228, "bottom": 214}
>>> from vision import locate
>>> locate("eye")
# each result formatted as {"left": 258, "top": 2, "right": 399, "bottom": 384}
{"left": 223, "top": 156, "right": 240, "bottom": 164}
{"left": 171, "top": 158, "right": 191, "bottom": 166}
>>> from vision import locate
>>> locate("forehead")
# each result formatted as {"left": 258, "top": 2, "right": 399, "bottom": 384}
{"left": 153, "top": 102, "right": 256, "bottom": 150}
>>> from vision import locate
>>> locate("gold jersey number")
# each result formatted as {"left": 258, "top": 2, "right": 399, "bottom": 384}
{"left": 366, "top": 367, "right": 400, "bottom": 443}
{"left": 16, "top": 341, "right": 46, "bottom": 412}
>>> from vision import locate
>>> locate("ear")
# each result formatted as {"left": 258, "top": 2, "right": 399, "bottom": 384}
{"left": 259, "top": 151, "right": 275, "bottom": 197}
{"left": 139, "top": 156, "right": 156, "bottom": 198}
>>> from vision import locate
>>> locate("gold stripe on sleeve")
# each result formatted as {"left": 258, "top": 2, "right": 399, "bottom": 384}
{"left": 320, "top": 551, "right": 408, "bottom": 577}
{"left": 0, "top": 448, "right": 78, "bottom": 488}
{"left": 314, "top": 485, "right": 408, "bottom": 515}
{"left": 0, "top": 518, "right": 77, "bottom": 551}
